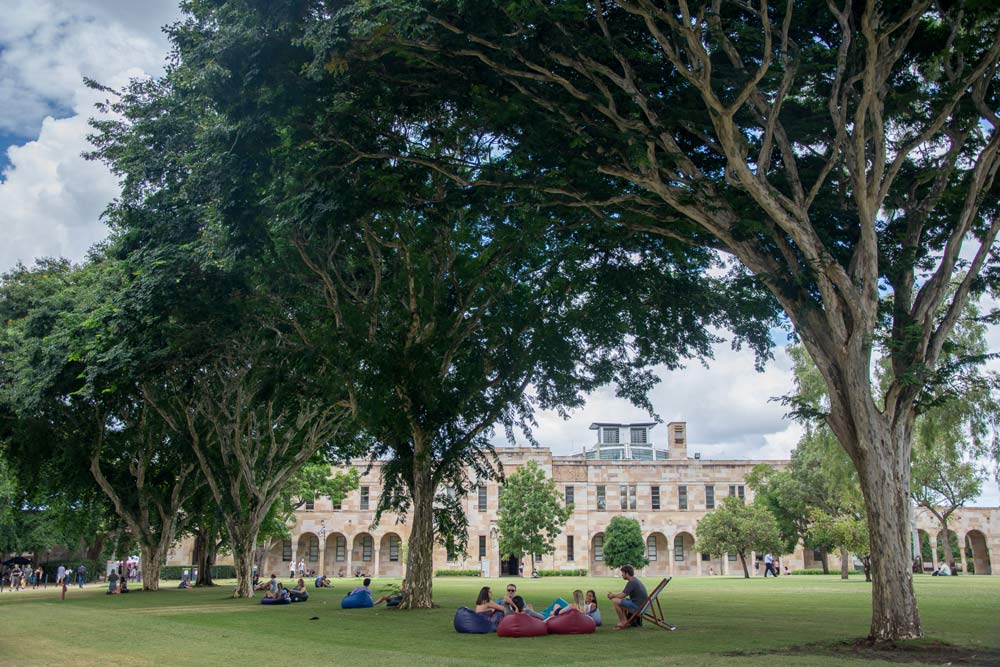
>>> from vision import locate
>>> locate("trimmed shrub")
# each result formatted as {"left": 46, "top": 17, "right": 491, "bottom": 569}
{"left": 435, "top": 569, "right": 481, "bottom": 577}
{"left": 789, "top": 569, "right": 830, "bottom": 575}
{"left": 536, "top": 569, "right": 588, "bottom": 577}
{"left": 161, "top": 565, "right": 238, "bottom": 580}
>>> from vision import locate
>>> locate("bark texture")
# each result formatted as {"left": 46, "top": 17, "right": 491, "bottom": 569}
{"left": 400, "top": 460, "right": 435, "bottom": 609}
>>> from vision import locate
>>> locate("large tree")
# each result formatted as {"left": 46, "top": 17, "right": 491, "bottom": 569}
{"left": 305, "top": 0, "right": 1000, "bottom": 640}
{"left": 496, "top": 460, "right": 572, "bottom": 564}
{"left": 87, "top": 2, "right": 776, "bottom": 610}
{"left": 602, "top": 516, "right": 649, "bottom": 571}
{"left": 696, "top": 496, "right": 783, "bottom": 578}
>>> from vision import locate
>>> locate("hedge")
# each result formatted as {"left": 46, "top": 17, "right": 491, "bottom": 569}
{"left": 435, "top": 569, "right": 481, "bottom": 577}
{"left": 789, "top": 568, "right": 830, "bottom": 575}
{"left": 40, "top": 560, "right": 102, "bottom": 583}
{"left": 536, "top": 569, "right": 588, "bottom": 577}
{"left": 161, "top": 565, "right": 237, "bottom": 580}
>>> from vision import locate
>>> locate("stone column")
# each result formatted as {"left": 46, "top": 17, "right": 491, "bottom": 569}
{"left": 930, "top": 532, "right": 938, "bottom": 571}
{"left": 318, "top": 536, "right": 326, "bottom": 578}
{"left": 373, "top": 537, "right": 381, "bottom": 577}
{"left": 959, "top": 534, "right": 968, "bottom": 575}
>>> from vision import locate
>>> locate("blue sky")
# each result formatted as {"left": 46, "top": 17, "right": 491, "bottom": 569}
{"left": 1, "top": 0, "right": 997, "bottom": 506}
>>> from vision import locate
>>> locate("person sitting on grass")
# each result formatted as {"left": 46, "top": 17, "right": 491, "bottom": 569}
{"left": 289, "top": 578, "right": 308, "bottom": 602}
{"left": 178, "top": 574, "right": 193, "bottom": 589}
{"left": 550, "top": 589, "right": 586, "bottom": 617}
{"left": 584, "top": 590, "right": 598, "bottom": 614}
{"left": 607, "top": 564, "right": 647, "bottom": 630}
{"left": 474, "top": 586, "right": 506, "bottom": 626}
{"left": 119, "top": 577, "right": 130, "bottom": 594}
{"left": 315, "top": 575, "right": 331, "bottom": 588}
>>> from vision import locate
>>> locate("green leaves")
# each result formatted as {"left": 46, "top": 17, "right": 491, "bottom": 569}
{"left": 602, "top": 515, "right": 648, "bottom": 571}
{"left": 496, "top": 460, "right": 571, "bottom": 559}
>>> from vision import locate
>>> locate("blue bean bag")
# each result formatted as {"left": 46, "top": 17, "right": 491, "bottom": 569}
{"left": 540, "top": 597, "right": 570, "bottom": 620}
{"left": 587, "top": 609, "right": 603, "bottom": 627}
{"left": 546, "top": 608, "right": 597, "bottom": 635}
{"left": 454, "top": 607, "right": 497, "bottom": 634}
{"left": 497, "top": 613, "right": 549, "bottom": 638}
{"left": 260, "top": 596, "right": 290, "bottom": 605}
{"left": 341, "top": 591, "right": 374, "bottom": 608}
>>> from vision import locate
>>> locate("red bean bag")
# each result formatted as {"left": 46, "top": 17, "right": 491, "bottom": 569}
{"left": 546, "top": 608, "right": 597, "bottom": 635}
{"left": 497, "top": 613, "right": 549, "bottom": 638}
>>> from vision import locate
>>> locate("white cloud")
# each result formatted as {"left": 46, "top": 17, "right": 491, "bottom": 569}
{"left": 0, "top": 0, "right": 175, "bottom": 138}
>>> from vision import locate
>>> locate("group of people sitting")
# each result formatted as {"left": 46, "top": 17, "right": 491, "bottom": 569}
{"left": 471, "top": 564, "right": 647, "bottom": 631}
{"left": 105, "top": 568, "right": 130, "bottom": 595}
{"left": 252, "top": 573, "right": 309, "bottom": 602}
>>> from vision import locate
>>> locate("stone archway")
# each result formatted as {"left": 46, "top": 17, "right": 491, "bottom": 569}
{"left": 916, "top": 529, "right": 933, "bottom": 572}
{"left": 296, "top": 532, "right": 320, "bottom": 575}
{"left": 965, "top": 530, "right": 992, "bottom": 575}
{"left": 672, "top": 532, "right": 696, "bottom": 575}
{"left": 351, "top": 533, "right": 374, "bottom": 577}
{"left": 590, "top": 532, "right": 610, "bottom": 576}
{"left": 324, "top": 533, "right": 348, "bottom": 578}
{"left": 645, "top": 532, "right": 669, "bottom": 576}
{"left": 378, "top": 533, "right": 403, "bottom": 578}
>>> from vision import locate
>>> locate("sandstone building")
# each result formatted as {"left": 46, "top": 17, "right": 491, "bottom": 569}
{"left": 169, "top": 420, "right": 998, "bottom": 577}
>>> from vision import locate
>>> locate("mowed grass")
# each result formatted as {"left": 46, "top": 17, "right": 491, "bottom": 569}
{"left": 0, "top": 574, "right": 997, "bottom": 666}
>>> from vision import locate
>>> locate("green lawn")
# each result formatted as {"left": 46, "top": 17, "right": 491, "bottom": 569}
{"left": 1, "top": 575, "right": 997, "bottom": 666}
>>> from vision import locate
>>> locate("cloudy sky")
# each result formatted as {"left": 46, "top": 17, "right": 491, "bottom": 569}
{"left": 2, "top": 0, "right": 997, "bottom": 505}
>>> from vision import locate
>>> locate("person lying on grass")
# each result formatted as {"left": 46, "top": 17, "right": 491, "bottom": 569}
{"left": 372, "top": 582, "right": 404, "bottom": 608}
{"left": 607, "top": 564, "right": 647, "bottom": 630}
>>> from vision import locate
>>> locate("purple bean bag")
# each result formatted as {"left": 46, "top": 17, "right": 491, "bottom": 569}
{"left": 497, "top": 613, "right": 549, "bottom": 638}
{"left": 454, "top": 607, "right": 497, "bottom": 634}
{"left": 341, "top": 590, "right": 373, "bottom": 609}
{"left": 546, "top": 608, "right": 597, "bottom": 635}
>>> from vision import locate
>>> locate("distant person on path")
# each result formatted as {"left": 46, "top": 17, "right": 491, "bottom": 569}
{"left": 289, "top": 561, "right": 296, "bottom": 579}
{"left": 107, "top": 568, "right": 119, "bottom": 595}
{"left": 297, "top": 559, "right": 305, "bottom": 577}
{"left": 764, "top": 553, "right": 776, "bottom": 577}
{"left": 56, "top": 565, "right": 66, "bottom": 586}
{"left": 11, "top": 565, "right": 23, "bottom": 591}
{"left": 77, "top": 564, "right": 87, "bottom": 588}
{"left": 608, "top": 564, "right": 647, "bottom": 630}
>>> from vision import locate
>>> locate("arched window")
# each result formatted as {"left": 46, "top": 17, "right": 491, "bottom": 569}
{"left": 594, "top": 534, "right": 604, "bottom": 561}
{"left": 335, "top": 536, "right": 346, "bottom": 562}
{"left": 389, "top": 535, "right": 400, "bottom": 562}
{"left": 674, "top": 535, "right": 685, "bottom": 561}
{"left": 646, "top": 535, "right": 658, "bottom": 561}
{"left": 308, "top": 535, "right": 319, "bottom": 562}
{"left": 362, "top": 535, "right": 374, "bottom": 562}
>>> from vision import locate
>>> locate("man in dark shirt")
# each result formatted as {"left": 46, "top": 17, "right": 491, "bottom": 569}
{"left": 607, "top": 564, "right": 647, "bottom": 629}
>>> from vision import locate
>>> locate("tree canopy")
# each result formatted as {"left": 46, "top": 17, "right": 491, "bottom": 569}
{"left": 496, "top": 461, "right": 572, "bottom": 562}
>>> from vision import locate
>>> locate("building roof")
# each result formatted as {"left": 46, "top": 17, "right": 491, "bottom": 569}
{"left": 588, "top": 422, "right": 657, "bottom": 429}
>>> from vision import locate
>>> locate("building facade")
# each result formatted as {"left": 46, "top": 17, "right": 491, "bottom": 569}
{"left": 168, "top": 421, "right": 999, "bottom": 577}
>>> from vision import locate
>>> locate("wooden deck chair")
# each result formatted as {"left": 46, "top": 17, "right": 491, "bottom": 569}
{"left": 622, "top": 577, "right": 676, "bottom": 631}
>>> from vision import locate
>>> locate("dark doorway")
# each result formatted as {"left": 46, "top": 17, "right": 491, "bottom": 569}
{"left": 500, "top": 553, "right": 520, "bottom": 576}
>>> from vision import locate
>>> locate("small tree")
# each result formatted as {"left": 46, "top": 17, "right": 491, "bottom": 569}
{"left": 696, "top": 497, "right": 783, "bottom": 578}
{"left": 602, "top": 516, "right": 648, "bottom": 571}
{"left": 497, "top": 461, "right": 572, "bottom": 565}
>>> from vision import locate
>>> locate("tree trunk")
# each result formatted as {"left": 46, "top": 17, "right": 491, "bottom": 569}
{"left": 228, "top": 525, "right": 260, "bottom": 599}
{"left": 139, "top": 543, "right": 164, "bottom": 592}
{"left": 855, "top": 430, "right": 922, "bottom": 642}
{"left": 194, "top": 527, "right": 217, "bottom": 587}
{"left": 738, "top": 552, "right": 750, "bottom": 578}
{"left": 819, "top": 546, "right": 830, "bottom": 574}
{"left": 840, "top": 547, "right": 850, "bottom": 580}
{"left": 400, "top": 459, "right": 435, "bottom": 609}
{"left": 938, "top": 521, "right": 956, "bottom": 572}
{"left": 862, "top": 555, "right": 872, "bottom": 582}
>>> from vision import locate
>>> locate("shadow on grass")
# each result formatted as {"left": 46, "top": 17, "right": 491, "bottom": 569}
{"left": 725, "top": 638, "right": 1000, "bottom": 666}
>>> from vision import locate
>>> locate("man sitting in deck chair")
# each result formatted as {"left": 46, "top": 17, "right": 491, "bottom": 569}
{"left": 607, "top": 564, "right": 647, "bottom": 630}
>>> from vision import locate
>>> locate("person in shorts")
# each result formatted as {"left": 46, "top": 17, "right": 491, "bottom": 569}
{"left": 607, "top": 564, "right": 647, "bottom": 630}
